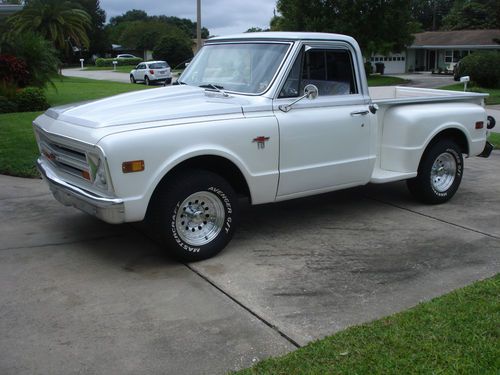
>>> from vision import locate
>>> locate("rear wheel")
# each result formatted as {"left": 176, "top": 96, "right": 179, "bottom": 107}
{"left": 144, "top": 76, "right": 150, "bottom": 85}
{"left": 130, "top": 75, "right": 136, "bottom": 83}
{"left": 148, "top": 170, "right": 239, "bottom": 262}
{"left": 407, "top": 140, "right": 463, "bottom": 204}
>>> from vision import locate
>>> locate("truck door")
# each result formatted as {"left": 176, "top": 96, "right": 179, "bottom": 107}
{"left": 273, "top": 44, "right": 375, "bottom": 198}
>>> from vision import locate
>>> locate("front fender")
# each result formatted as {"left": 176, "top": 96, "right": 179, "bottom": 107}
{"left": 97, "top": 116, "right": 280, "bottom": 221}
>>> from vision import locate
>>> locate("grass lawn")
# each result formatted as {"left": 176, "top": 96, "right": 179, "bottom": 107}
{"left": 236, "top": 274, "right": 500, "bottom": 375}
{"left": 440, "top": 83, "right": 500, "bottom": 105}
{"left": 367, "top": 75, "right": 408, "bottom": 86}
{"left": 0, "top": 76, "right": 153, "bottom": 177}
{"left": 46, "top": 76, "right": 150, "bottom": 106}
{"left": 0, "top": 111, "right": 42, "bottom": 177}
{"left": 489, "top": 132, "right": 500, "bottom": 149}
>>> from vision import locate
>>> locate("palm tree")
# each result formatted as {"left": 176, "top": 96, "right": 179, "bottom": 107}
{"left": 8, "top": 0, "right": 91, "bottom": 53}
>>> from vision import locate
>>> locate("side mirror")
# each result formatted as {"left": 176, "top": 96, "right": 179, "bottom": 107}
{"left": 279, "top": 84, "right": 319, "bottom": 113}
{"left": 304, "top": 84, "right": 318, "bottom": 100}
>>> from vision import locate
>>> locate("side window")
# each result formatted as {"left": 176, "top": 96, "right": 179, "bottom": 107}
{"left": 280, "top": 47, "right": 358, "bottom": 98}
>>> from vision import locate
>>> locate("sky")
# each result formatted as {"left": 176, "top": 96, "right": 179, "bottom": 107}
{"left": 99, "top": 0, "right": 277, "bottom": 37}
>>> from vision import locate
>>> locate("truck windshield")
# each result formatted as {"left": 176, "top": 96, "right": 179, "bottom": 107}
{"left": 179, "top": 43, "right": 290, "bottom": 94}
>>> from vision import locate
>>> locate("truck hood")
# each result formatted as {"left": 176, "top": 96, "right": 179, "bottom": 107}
{"left": 46, "top": 85, "right": 246, "bottom": 128}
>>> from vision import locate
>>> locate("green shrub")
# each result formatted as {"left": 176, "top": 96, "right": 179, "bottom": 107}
{"left": 95, "top": 57, "right": 142, "bottom": 67}
{"left": 458, "top": 51, "right": 500, "bottom": 88}
{"left": 0, "top": 96, "right": 18, "bottom": 114}
{"left": 15, "top": 87, "right": 49, "bottom": 112}
{"left": 1, "top": 32, "right": 59, "bottom": 88}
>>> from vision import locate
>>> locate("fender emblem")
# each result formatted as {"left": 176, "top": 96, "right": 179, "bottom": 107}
{"left": 252, "top": 136, "right": 270, "bottom": 149}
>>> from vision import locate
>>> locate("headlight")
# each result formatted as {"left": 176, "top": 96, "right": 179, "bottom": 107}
{"left": 86, "top": 151, "right": 110, "bottom": 191}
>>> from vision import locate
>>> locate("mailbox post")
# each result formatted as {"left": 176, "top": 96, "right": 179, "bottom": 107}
{"left": 113, "top": 60, "right": 118, "bottom": 71}
{"left": 79, "top": 58, "right": 84, "bottom": 70}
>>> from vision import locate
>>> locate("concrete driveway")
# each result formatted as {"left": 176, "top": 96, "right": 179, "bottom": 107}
{"left": 1, "top": 151, "right": 499, "bottom": 374}
{"left": 392, "top": 72, "right": 455, "bottom": 88}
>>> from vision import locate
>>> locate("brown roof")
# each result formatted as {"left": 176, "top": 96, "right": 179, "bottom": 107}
{"left": 411, "top": 29, "right": 500, "bottom": 47}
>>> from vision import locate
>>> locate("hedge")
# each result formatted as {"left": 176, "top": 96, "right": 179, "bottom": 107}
{"left": 457, "top": 51, "right": 500, "bottom": 89}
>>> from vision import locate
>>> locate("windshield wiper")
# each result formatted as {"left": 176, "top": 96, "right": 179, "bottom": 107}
{"left": 199, "top": 83, "right": 224, "bottom": 90}
{"left": 199, "top": 83, "right": 228, "bottom": 97}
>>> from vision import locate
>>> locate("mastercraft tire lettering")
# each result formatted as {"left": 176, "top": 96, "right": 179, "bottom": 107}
{"left": 149, "top": 170, "right": 239, "bottom": 261}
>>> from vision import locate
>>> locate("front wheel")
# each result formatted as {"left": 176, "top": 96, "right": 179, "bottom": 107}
{"left": 148, "top": 170, "right": 239, "bottom": 262}
{"left": 407, "top": 140, "right": 463, "bottom": 204}
{"left": 130, "top": 75, "right": 136, "bottom": 83}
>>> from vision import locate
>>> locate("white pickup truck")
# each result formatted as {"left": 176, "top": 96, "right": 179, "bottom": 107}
{"left": 34, "top": 32, "right": 496, "bottom": 261}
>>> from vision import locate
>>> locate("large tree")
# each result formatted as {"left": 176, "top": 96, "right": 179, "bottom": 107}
{"left": 73, "top": 0, "right": 109, "bottom": 56}
{"left": 106, "top": 10, "right": 210, "bottom": 48}
{"left": 153, "top": 29, "right": 193, "bottom": 67}
{"left": 410, "top": 0, "right": 454, "bottom": 31}
{"left": 273, "top": 0, "right": 415, "bottom": 56}
{"left": 8, "top": 0, "right": 91, "bottom": 54}
{"left": 116, "top": 21, "right": 174, "bottom": 51}
{"left": 442, "top": 0, "right": 500, "bottom": 30}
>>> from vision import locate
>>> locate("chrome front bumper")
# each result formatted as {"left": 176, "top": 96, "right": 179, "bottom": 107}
{"left": 37, "top": 158, "right": 125, "bottom": 224}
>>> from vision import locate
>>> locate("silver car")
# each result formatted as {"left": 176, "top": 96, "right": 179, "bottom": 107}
{"left": 130, "top": 60, "right": 172, "bottom": 85}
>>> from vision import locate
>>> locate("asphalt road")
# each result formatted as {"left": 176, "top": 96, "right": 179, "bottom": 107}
{"left": 1, "top": 152, "right": 499, "bottom": 374}
{"left": 62, "top": 67, "right": 178, "bottom": 84}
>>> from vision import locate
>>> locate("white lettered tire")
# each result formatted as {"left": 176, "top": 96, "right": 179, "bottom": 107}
{"left": 149, "top": 170, "right": 239, "bottom": 261}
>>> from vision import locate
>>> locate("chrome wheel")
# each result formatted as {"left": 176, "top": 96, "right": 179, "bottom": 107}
{"left": 175, "top": 191, "right": 225, "bottom": 246}
{"left": 430, "top": 152, "right": 456, "bottom": 192}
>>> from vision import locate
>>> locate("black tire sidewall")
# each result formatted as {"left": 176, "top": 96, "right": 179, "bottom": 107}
{"left": 410, "top": 140, "right": 463, "bottom": 204}
{"left": 152, "top": 171, "right": 238, "bottom": 261}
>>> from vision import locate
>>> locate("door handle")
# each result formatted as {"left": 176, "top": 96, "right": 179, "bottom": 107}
{"left": 350, "top": 110, "right": 369, "bottom": 116}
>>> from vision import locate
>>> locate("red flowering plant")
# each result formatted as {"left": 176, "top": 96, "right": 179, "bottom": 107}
{"left": 0, "top": 54, "right": 31, "bottom": 89}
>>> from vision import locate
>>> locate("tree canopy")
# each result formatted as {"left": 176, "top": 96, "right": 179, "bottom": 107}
{"left": 441, "top": 0, "right": 500, "bottom": 30}
{"left": 8, "top": 0, "right": 91, "bottom": 53}
{"left": 107, "top": 9, "right": 209, "bottom": 47}
{"left": 273, "top": 0, "right": 416, "bottom": 55}
{"left": 153, "top": 29, "right": 193, "bottom": 67}
{"left": 410, "top": 0, "right": 455, "bottom": 31}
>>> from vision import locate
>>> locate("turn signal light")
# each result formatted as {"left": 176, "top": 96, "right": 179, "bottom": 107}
{"left": 122, "top": 160, "right": 145, "bottom": 173}
{"left": 82, "top": 170, "right": 91, "bottom": 180}
{"left": 475, "top": 121, "right": 484, "bottom": 129}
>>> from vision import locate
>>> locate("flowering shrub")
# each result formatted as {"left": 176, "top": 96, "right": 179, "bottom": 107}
{"left": 0, "top": 54, "right": 31, "bottom": 88}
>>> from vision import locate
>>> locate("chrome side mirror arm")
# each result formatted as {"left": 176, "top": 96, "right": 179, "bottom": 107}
{"left": 279, "top": 84, "right": 318, "bottom": 113}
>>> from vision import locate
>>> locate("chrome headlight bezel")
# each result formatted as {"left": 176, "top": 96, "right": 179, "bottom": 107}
{"left": 86, "top": 146, "right": 114, "bottom": 193}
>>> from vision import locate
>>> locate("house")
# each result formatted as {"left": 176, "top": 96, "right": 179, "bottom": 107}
{"left": 407, "top": 29, "right": 500, "bottom": 72}
{"left": 369, "top": 29, "right": 500, "bottom": 74}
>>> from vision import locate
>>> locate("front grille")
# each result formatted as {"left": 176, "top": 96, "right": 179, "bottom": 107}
{"left": 35, "top": 128, "right": 90, "bottom": 181}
